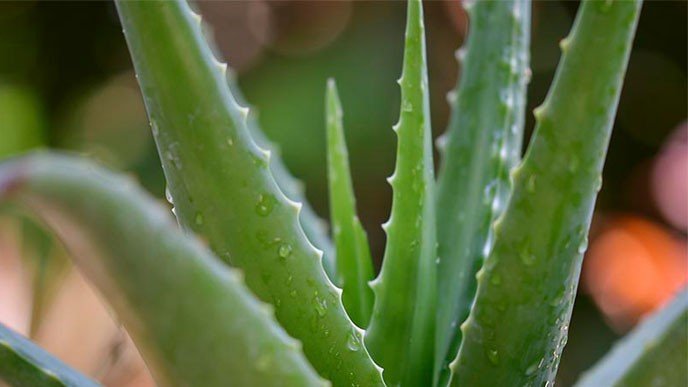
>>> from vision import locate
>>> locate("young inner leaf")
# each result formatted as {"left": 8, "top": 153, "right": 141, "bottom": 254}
{"left": 326, "top": 79, "right": 375, "bottom": 328}
{"left": 364, "top": 0, "right": 437, "bottom": 385}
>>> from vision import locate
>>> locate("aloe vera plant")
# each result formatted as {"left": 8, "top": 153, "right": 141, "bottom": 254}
{"left": 2, "top": 0, "right": 684, "bottom": 386}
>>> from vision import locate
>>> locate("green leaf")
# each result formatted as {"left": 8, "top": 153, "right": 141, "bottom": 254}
{"left": 0, "top": 321, "right": 99, "bottom": 387}
{"left": 231, "top": 82, "right": 338, "bottom": 285}
{"left": 576, "top": 289, "right": 688, "bottom": 387}
{"left": 115, "top": 1, "right": 383, "bottom": 385}
{"left": 364, "top": 0, "right": 437, "bottom": 385}
{"left": 434, "top": 0, "right": 530, "bottom": 383}
{"left": 0, "top": 153, "right": 327, "bottom": 387}
{"left": 325, "top": 79, "right": 375, "bottom": 328}
{"left": 452, "top": 0, "right": 642, "bottom": 385}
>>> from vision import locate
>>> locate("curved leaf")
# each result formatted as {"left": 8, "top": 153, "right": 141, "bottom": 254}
{"left": 325, "top": 79, "right": 374, "bottom": 328}
{"left": 0, "top": 321, "right": 99, "bottom": 387}
{"left": 364, "top": 0, "right": 437, "bottom": 385}
{"left": 576, "top": 289, "right": 688, "bottom": 387}
{"left": 115, "top": 1, "right": 383, "bottom": 385}
{"left": 0, "top": 153, "right": 326, "bottom": 387}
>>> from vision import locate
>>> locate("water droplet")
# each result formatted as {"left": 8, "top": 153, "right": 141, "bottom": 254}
{"left": 194, "top": 212, "right": 203, "bottom": 225}
{"left": 346, "top": 332, "right": 361, "bottom": 351}
{"left": 577, "top": 235, "right": 589, "bottom": 254}
{"left": 255, "top": 193, "right": 276, "bottom": 216}
{"left": 483, "top": 180, "right": 498, "bottom": 204}
{"left": 594, "top": 175, "right": 603, "bottom": 192}
{"left": 549, "top": 289, "right": 565, "bottom": 307}
{"left": 289, "top": 290, "right": 297, "bottom": 298}
{"left": 165, "top": 148, "right": 183, "bottom": 170}
{"left": 499, "top": 145, "right": 508, "bottom": 161}
{"left": 285, "top": 275, "right": 293, "bottom": 286}
{"left": 277, "top": 243, "right": 293, "bottom": 260}
{"left": 490, "top": 273, "right": 501, "bottom": 285}
{"left": 226, "top": 137, "right": 234, "bottom": 146}
{"left": 314, "top": 296, "right": 327, "bottom": 317}
{"left": 150, "top": 121, "right": 159, "bottom": 136}
{"left": 402, "top": 100, "right": 413, "bottom": 113}
{"left": 525, "top": 358, "right": 543, "bottom": 376}
{"left": 486, "top": 349, "right": 499, "bottom": 365}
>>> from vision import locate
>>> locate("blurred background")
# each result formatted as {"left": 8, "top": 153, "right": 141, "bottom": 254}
{"left": 0, "top": 1, "right": 685, "bottom": 386}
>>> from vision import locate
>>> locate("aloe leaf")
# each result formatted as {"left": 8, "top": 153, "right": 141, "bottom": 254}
{"left": 576, "top": 289, "right": 688, "bottom": 387}
{"left": 0, "top": 321, "right": 99, "bottom": 387}
{"left": 434, "top": 0, "right": 530, "bottom": 383}
{"left": 115, "top": 1, "right": 383, "bottom": 384}
{"left": 231, "top": 84, "right": 338, "bottom": 284}
{"left": 364, "top": 0, "right": 437, "bottom": 385}
{"left": 0, "top": 153, "right": 327, "bottom": 387}
{"left": 451, "top": 1, "right": 642, "bottom": 385}
{"left": 325, "top": 79, "right": 375, "bottom": 328}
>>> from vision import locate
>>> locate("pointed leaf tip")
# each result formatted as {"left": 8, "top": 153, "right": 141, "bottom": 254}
{"left": 325, "top": 80, "right": 375, "bottom": 328}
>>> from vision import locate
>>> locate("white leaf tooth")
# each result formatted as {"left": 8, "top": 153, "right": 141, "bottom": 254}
{"left": 214, "top": 59, "right": 228, "bottom": 76}
{"left": 455, "top": 47, "right": 467, "bottom": 62}
{"left": 435, "top": 133, "right": 449, "bottom": 152}
{"left": 189, "top": 9, "right": 202, "bottom": 27}
{"left": 381, "top": 217, "right": 392, "bottom": 233}
{"left": 260, "top": 148, "right": 271, "bottom": 162}
{"left": 239, "top": 106, "right": 250, "bottom": 122}
{"left": 368, "top": 276, "right": 382, "bottom": 291}
{"left": 533, "top": 105, "right": 547, "bottom": 120}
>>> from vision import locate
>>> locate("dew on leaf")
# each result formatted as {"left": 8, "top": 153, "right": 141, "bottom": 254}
{"left": 486, "top": 349, "right": 500, "bottom": 365}
{"left": 255, "top": 193, "right": 275, "bottom": 216}
{"left": 277, "top": 243, "right": 293, "bottom": 260}
{"left": 346, "top": 331, "right": 361, "bottom": 351}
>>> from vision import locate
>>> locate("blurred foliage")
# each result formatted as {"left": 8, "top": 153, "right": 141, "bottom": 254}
{"left": 0, "top": 1, "right": 685, "bottom": 386}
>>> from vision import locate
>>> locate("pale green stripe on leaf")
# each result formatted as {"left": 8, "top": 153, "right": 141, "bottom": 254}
{"left": 115, "top": 1, "right": 382, "bottom": 384}
{"left": 325, "top": 79, "right": 375, "bottom": 328}
{"left": 434, "top": 0, "right": 530, "bottom": 384}
{"left": 0, "top": 321, "right": 99, "bottom": 387}
{"left": 576, "top": 289, "right": 687, "bottom": 387}
{"left": 364, "top": 0, "right": 437, "bottom": 385}
{"left": 0, "top": 153, "right": 326, "bottom": 387}
{"left": 452, "top": 0, "right": 642, "bottom": 385}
